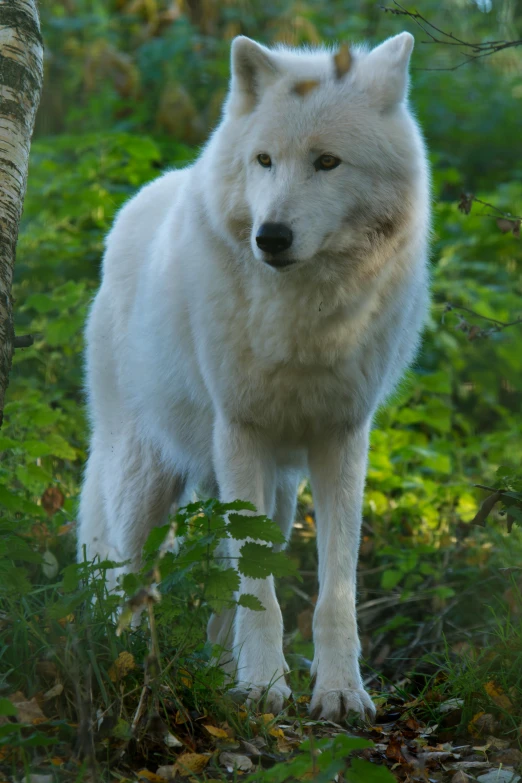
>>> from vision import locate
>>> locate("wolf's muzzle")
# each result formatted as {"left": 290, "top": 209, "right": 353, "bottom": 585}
{"left": 256, "top": 222, "right": 293, "bottom": 255}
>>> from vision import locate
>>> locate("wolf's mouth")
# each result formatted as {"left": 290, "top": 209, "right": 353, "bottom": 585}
{"left": 263, "top": 256, "right": 298, "bottom": 269}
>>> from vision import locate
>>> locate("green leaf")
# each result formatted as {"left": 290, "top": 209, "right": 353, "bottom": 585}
{"left": 227, "top": 513, "right": 285, "bottom": 544}
{"left": 142, "top": 524, "right": 171, "bottom": 557}
{"left": 205, "top": 567, "right": 240, "bottom": 611}
{"left": 238, "top": 593, "right": 265, "bottom": 611}
{"left": 0, "top": 699, "right": 17, "bottom": 717}
{"left": 238, "top": 543, "right": 298, "bottom": 580}
{"left": 381, "top": 569, "right": 402, "bottom": 590}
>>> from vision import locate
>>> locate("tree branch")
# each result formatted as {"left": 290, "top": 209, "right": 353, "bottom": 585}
{"left": 381, "top": 2, "right": 522, "bottom": 70}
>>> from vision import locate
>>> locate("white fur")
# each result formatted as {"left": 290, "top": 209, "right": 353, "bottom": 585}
{"left": 78, "top": 32, "right": 430, "bottom": 721}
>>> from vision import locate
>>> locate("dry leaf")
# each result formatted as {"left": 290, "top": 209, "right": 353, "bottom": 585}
{"left": 219, "top": 752, "right": 253, "bottom": 772}
{"left": 9, "top": 693, "right": 46, "bottom": 724}
{"left": 260, "top": 713, "right": 275, "bottom": 723}
{"left": 137, "top": 770, "right": 167, "bottom": 783}
{"left": 175, "top": 753, "right": 210, "bottom": 776}
{"left": 204, "top": 724, "right": 229, "bottom": 739}
{"left": 155, "top": 767, "right": 176, "bottom": 781}
{"left": 293, "top": 80, "right": 320, "bottom": 97}
{"left": 469, "top": 712, "right": 497, "bottom": 736}
{"left": 269, "top": 727, "right": 285, "bottom": 739}
{"left": 43, "top": 683, "right": 63, "bottom": 700}
{"left": 452, "top": 773, "right": 471, "bottom": 783}
{"left": 108, "top": 651, "right": 136, "bottom": 682}
{"left": 484, "top": 681, "right": 513, "bottom": 712}
{"left": 477, "top": 771, "right": 522, "bottom": 783}
{"left": 334, "top": 44, "right": 352, "bottom": 78}
{"left": 458, "top": 193, "right": 475, "bottom": 214}
{"left": 496, "top": 217, "right": 521, "bottom": 237}
{"left": 163, "top": 731, "right": 183, "bottom": 748}
{"left": 41, "top": 486, "right": 65, "bottom": 517}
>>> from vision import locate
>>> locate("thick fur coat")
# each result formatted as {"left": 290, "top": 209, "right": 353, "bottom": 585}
{"left": 78, "top": 31, "right": 430, "bottom": 721}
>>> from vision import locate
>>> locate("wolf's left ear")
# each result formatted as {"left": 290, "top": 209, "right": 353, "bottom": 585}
{"left": 229, "top": 36, "right": 279, "bottom": 115}
{"left": 364, "top": 32, "right": 414, "bottom": 110}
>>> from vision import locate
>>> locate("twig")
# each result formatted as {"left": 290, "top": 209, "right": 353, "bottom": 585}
{"left": 381, "top": 1, "right": 522, "bottom": 70}
{"left": 131, "top": 684, "right": 150, "bottom": 735}
{"left": 443, "top": 303, "right": 522, "bottom": 331}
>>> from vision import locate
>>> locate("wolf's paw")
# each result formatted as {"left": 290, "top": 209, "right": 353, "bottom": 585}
{"left": 310, "top": 687, "right": 375, "bottom": 723}
{"left": 238, "top": 680, "right": 291, "bottom": 715}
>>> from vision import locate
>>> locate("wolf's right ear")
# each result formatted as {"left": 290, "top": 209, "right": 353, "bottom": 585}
{"left": 229, "top": 37, "right": 279, "bottom": 115}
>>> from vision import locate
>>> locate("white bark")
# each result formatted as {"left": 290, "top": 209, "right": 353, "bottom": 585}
{"left": 0, "top": 0, "right": 43, "bottom": 426}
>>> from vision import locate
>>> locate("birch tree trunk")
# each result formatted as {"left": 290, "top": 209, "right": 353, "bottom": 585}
{"left": 0, "top": 0, "right": 43, "bottom": 427}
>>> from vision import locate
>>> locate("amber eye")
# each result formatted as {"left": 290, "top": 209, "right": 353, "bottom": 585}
{"left": 314, "top": 154, "right": 341, "bottom": 171}
{"left": 257, "top": 153, "right": 272, "bottom": 168}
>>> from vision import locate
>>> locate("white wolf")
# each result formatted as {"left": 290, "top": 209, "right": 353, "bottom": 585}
{"left": 78, "top": 31, "right": 430, "bottom": 722}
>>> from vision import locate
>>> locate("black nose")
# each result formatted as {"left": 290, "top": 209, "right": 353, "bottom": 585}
{"left": 256, "top": 223, "right": 293, "bottom": 255}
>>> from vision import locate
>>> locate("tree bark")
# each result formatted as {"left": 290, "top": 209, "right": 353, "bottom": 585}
{"left": 0, "top": 0, "right": 43, "bottom": 427}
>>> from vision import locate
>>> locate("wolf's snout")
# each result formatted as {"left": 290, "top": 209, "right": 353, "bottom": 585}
{"left": 256, "top": 223, "right": 293, "bottom": 255}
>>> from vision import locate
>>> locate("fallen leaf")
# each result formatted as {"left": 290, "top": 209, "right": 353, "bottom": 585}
{"left": 260, "top": 713, "right": 275, "bottom": 724}
{"left": 43, "top": 683, "right": 63, "bottom": 700}
{"left": 9, "top": 693, "right": 46, "bottom": 724}
{"left": 477, "top": 771, "right": 521, "bottom": 783}
{"left": 468, "top": 712, "right": 497, "bottom": 736}
{"left": 386, "top": 738, "right": 407, "bottom": 764}
{"left": 493, "top": 748, "right": 522, "bottom": 766}
{"left": 484, "top": 681, "right": 513, "bottom": 712}
{"left": 175, "top": 753, "right": 210, "bottom": 776}
{"left": 452, "top": 773, "right": 471, "bottom": 783}
{"left": 137, "top": 770, "right": 168, "bottom": 783}
{"left": 21, "top": 776, "right": 53, "bottom": 783}
{"left": 155, "top": 767, "right": 176, "bottom": 781}
{"left": 163, "top": 731, "right": 183, "bottom": 748}
{"left": 485, "top": 736, "right": 510, "bottom": 751}
{"left": 269, "top": 727, "right": 285, "bottom": 739}
{"left": 108, "top": 651, "right": 136, "bottom": 682}
{"left": 203, "top": 724, "right": 229, "bottom": 739}
{"left": 219, "top": 752, "right": 253, "bottom": 772}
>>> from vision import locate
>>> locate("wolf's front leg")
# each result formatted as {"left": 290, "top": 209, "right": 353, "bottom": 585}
{"left": 308, "top": 423, "right": 376, "bottom": 723}
{"left": 213, "top": 418, "right": 291, "bottom": 713}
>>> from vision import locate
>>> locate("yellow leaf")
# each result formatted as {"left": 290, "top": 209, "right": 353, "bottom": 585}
{"left": 203, "top": 725, "right": 229, "bottom": 739}
{"left": 269, "top": 727, "right": 284, "bottom": 739}
{"left": 175, "top": 753, "right": 210, "bottom": 776}
{"left": 179, "top": 669, "right": 193, "bottom": 688}
{"left": 296, "top": 695, "right": 310, "bottom": 704}
{"left": 137, "top": 770, "right": 167, "bottom": 783}
{"left": 484, "top": 681, "right": 513, "bottom": 711}
{"left": 260, "top": 713, "right": 275, "bottom": 724}
{"left": 50, "top": 758, "right": 65, "bottom": 767}
{"left": 108, "top": 651, "right": 136, "bottom": 682}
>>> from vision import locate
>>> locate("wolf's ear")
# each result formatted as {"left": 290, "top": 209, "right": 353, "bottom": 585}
{"left": 229, "top": 36, "right": 279, "bottom": 115}
{"left": 364, "top": 32, "right": 414, "bottom": 110}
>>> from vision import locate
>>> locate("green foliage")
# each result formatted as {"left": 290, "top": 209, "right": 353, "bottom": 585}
{"left": 1, "top": 0, "right": 522, "bottom": 778}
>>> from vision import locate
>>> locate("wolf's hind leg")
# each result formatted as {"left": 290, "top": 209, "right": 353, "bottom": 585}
{"left": 78, "top": 433, "right": 186, "bottom": 592}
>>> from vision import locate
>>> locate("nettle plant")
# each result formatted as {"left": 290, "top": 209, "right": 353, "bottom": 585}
{"left": 102, "top": 499, "right": 299, "bottom": 653}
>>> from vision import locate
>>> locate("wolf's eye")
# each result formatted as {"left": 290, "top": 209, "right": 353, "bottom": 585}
{"left": 257, "top": 153, "right": 272, "bottom": 168}
{"left": 314, "top": 154, "right": 341, "bottom": 171}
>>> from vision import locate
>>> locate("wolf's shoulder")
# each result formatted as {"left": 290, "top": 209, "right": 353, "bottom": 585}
{"left": 106, "top": 167, "right": 191, "bottom": 248}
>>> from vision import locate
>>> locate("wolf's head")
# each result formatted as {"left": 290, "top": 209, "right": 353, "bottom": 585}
{"left": 204, "top": 32, "right": 428, "bottom": 273}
